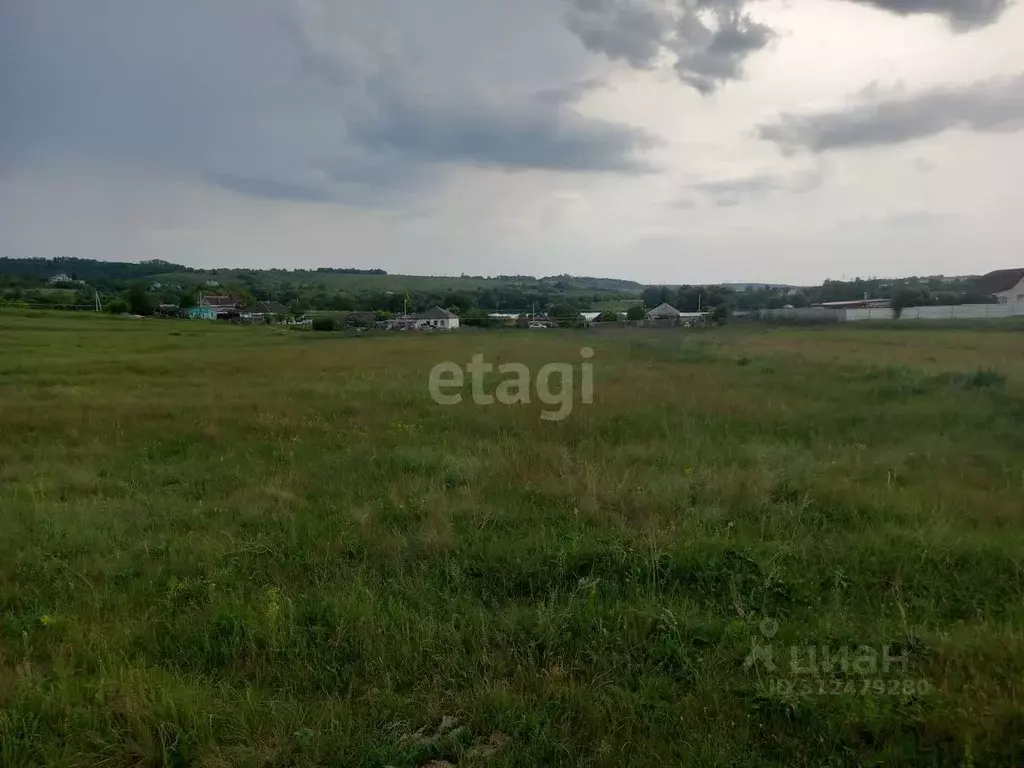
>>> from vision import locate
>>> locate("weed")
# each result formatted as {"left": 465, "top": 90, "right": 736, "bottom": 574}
{"left": 952, "top": 367, "right": 1007, "bottom": 390}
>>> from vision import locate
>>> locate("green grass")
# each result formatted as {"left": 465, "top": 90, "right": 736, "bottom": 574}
{"left": 1, "top": 312, "right": 1022, "bottom": 766}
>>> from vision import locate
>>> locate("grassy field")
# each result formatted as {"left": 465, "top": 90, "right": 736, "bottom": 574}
{"left": 1, "top": 312, "right": 1022, "bottom": 767}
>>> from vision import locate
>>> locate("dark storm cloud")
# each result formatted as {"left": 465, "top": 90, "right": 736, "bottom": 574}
{"left": 562, "top": 0, "right": 1007, "bottom": 94}
{"left": 759, "top": 74, "right": 1024, "bottom": 152}
{"left": 849, "top": 0, "right": 1010, "bottom": 30}
{"left": 674, "top": 6, "right": 776, "bottom": 94}
{"left": 349, "top": 91, "right": 659, "bottom": 173}
{"left": 0, "top": 0, "right": 657, "bottom": 207}
{"left": 565, "top": 0, "right": 669, "bottom": 69}
{"left": 2, "top": 0, "right": 1016, "bottom": 206}
{"left": 564, "top": 0, "right": 775, "bottom": 93}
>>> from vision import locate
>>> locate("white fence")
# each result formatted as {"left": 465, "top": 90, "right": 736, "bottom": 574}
{"left": 761, "top": 303, "right": 1024, "bottom": 324}
{"left": 896, "top": 303, "right": 1024, "bottom": 321}
{"left": 843, "top": 308, "right": 895, "bottom": 322}
{"left": 758, "top": 307, "right": 843, "bottom": 322}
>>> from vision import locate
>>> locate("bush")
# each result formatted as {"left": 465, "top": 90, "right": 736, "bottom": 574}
{"left": 105, "top": 298, "right": 129, "bottom": 314}
{"left": 953, "top": 368, "right": 1006, "bottom": 390}
{"left": 626, "top": 305, "right": 645, "bottom": 321}
{"left": 311, "top": 318, "right": 336, "bottom": 332}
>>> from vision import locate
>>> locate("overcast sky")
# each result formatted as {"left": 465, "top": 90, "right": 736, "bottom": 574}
{"left": 2, "top": 0, "right": 1022, "bottom": 284}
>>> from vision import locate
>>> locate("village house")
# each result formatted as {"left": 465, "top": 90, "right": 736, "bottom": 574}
{"left": 642, "top": 302, "right": 710, "bottom": 326}
{"left": 47, "top": 273, "right": 79, "bottom": 286}
{"left": 386, "top": 306, "right": 460, "bottom": 330}
{"left": 417, "top": 306, "right": 460, "bottom": 329}
{"left": 646, "top": 302, "right": 682, "bottom": 320}
{"left": 186, "top": 294, "right": 239, "bottom": 320}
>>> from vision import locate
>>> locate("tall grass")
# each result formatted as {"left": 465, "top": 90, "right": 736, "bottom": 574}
{"left": 0, "top": 313, "right": 1022, "bottom": 766}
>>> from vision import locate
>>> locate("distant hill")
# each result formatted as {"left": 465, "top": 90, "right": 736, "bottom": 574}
{"left": 0, "top": 257, "right": 384, "bottom": 283}
{"left": 0, "top": 257, "right": 192, "bottom": 283}
{"left": 145, "top": 268, "right": 644, "bottom": 296}
{"left": 719, "top": 282, "right": 798, "bottom": 292}
{"left": 0, "top": 257, "right": 643, "bottom": 297}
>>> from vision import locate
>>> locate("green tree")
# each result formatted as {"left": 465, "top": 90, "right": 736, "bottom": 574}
{"left": 548, "top": 303, "right": 579, "bottom": 318}
{"left": 326, "top": 293, "right": 355, "bottom": 311}
{"left": 126, "top": 283, "right": 152, "bottom": 315}
{"left": 626, "top": 305, "right": 645, "bottom": 321}
{"left": 443, "top": 293, "right": 472, "bottom": 313}
{"left": 236, "top": 289, "right": 257, "bottom": 309}
{"left": 106, "top": 298, "right": 129, "bottom": 314}
{"left": 642, "top": 286, "right": 670, "bottom": 308}
{"left": 891, "top": 287, "right": 931, "bottom": 318}
{"left": 179, "top": 292, "right": 198, "bottom": 309}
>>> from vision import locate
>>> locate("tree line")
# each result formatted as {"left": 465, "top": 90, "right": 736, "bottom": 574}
{"left": 0, "top": 257, "right": 999, "bottom": 317}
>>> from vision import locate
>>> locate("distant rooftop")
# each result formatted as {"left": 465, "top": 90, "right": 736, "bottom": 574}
{"left": 201, "top": 294, "right": 236, "bottom": 308}
{"left": 245, "top": 300, "right": 288, "bottom": 315}
{"left": 817, "top": 299, "right": 892, "bottom": 309}
{"left": 974, "top": 268, "right": 1024, "bottom": 295}
{"left": 647, "top": 302, "right": 681, "bottom": 318}
{"left": 416, "top": 306, "right": 457, "bottom": 320}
